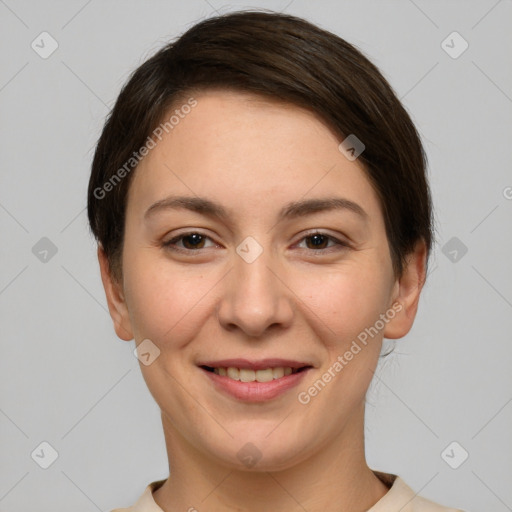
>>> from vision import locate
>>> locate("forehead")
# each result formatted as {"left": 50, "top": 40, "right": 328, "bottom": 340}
{"left": 127, "top": 89, "right": 383, "bottom": 224}
{"left": 159, "top": 89, "right": 341, "bottom": 159}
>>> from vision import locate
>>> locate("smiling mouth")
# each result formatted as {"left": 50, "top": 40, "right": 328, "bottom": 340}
{"left": 200, "top": 365, "right": 312, "bottom": 383}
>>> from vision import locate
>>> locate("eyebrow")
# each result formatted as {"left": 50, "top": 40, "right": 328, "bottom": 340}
{"left": 144, "top": 195, "right": 368, "bottom": 222}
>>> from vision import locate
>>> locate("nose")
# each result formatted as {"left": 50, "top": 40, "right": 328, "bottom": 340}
{"left": 216, "top": 246, "right": 294, "bottom": 338}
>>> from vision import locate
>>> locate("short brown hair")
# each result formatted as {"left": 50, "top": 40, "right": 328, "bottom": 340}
{"left": 88, "top": 10, "right": 433, "bottom": 283}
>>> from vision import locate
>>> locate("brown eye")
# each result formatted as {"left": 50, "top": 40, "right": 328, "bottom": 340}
{"left": 296, "top": 231, "right": 348, "bottom": 252}
{"left": 180, "top": 233, "right": 206, "bottom": 249}
{"left": 163, "top": 232, "right": 215, "bottom": 252}
{"left": 304, "top": 233, "right": 330, "bottom": 250}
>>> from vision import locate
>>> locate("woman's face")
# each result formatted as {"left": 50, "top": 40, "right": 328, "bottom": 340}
{"left": 101, "top": 89, "right": 422, "bottom": 470}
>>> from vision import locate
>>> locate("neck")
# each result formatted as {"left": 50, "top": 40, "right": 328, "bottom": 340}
{"left": 153, "top": 402, "right": 389, "bottom": 512}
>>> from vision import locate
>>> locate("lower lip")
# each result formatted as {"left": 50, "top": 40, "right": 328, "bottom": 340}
{"left": 200, "top": 367, "right": 311, "bottom": 402}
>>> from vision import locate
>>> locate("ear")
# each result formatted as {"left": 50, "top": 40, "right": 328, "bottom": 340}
{"left": 97, "top": 245, "right": 134, "bottom": 341}
{"left": 383, "top": 239, "right": 428, "bottom": 339}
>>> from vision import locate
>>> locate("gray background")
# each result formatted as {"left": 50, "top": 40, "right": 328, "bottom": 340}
{"left": 1, "top": 1, "right": 511, "bottom": 511}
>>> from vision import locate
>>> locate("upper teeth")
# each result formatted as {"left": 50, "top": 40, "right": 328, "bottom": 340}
{"left": 214, "top": 367, "right": 294, "bottom": 382}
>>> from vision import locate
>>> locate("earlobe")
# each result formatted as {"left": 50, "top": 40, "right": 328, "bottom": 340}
{"left": 97, "top": 245, "right": 134, "bottom": 341}
{"left": 383, "top": 240, "right": 428, "bottom": 340}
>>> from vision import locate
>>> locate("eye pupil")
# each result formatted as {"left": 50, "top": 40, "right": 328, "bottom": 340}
{"left": 307, "top": 234, "right": 328, "bottom": 249}
{"left": 183, "top": 233, "right": 204, "bottom": 249}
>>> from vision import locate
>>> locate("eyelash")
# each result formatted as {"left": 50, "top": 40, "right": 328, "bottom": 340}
{"left": 162, "top": 230, "right": 350, "bottom": 255}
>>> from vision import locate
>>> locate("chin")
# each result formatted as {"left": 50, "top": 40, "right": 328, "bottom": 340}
{"left": 205, "top": 431, "right": 316, "bottom": 473}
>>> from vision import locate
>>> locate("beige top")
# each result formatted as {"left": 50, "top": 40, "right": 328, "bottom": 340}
{"left": 111, "top": 471, "right": 464, "bottom": 512}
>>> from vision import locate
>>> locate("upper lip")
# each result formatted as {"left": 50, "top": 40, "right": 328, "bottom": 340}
{"left": 198, "top": 358, "right": 313, "bottom": 371}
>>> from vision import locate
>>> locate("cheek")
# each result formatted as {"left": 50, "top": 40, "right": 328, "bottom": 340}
{"left": 294, "top": 268, "right": 391, "bottom": 414}
{"left": 298, "top": 264, "right": 392, "bottom": 344}
{"left": 122, "top": 253, "right": 214, "bottom": 344}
